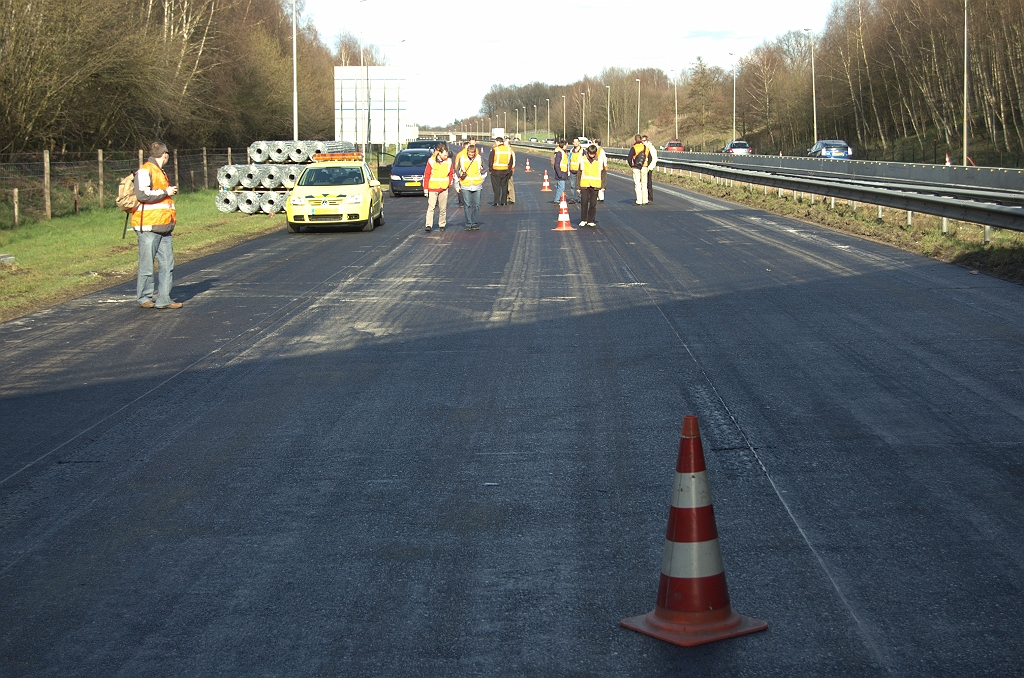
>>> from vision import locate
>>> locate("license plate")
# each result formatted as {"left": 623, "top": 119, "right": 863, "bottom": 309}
{"left": 312, "top": 207, "right": 339, "bottom": 215}
{"left": 405, "top": 181, "right": 421, "bottom": 187}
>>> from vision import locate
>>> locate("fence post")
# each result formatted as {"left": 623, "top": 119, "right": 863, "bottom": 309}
{"left": 138, "top": 149, "right": 144, "bottom": 168}
{"left": 173, "top": 149, "right": 179, "bottom": 188}
{"left": 877, "top": 205, "right": 883, "bottom": 221}
{"left": 12, "top": 188, "right": 18, "bottom": 227}
{"left": 73, "top": 183, "right": 79, "bottom": 214}
{"left": 906, "top": 210, "right": 913, "bottom": 226}
{"left": 984, "top": 225, "right": 991, "bottom": 244}
{"left": 190, "top": 169, "right": 195, "bottom": 191}
{"left": 227, "top": 147, "right": 232, "bottom": 165}
{"left": 98, "top": 149, "right": 105, "bottom": 209}
{"left": 202, "top": 147, "right": 209, "bottom": 190}
{"left": 942, "top": 217, "right": 949, "bottom": 234}
{"left": 44, "top": 150, "right": 51, "bottom": 220}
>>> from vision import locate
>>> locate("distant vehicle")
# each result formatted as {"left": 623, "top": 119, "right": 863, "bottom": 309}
{"left": 529, "top": 137, "right": 538, "bottom": 142}
{"left": 491, "top": 127, "right": 505, "bottom": 140}
{"left": 808, "top": 140, "right": 853, "bottom": 158}
{"left": 577, "top": 136, "right": 591, "bottom": 146}
{"left": 722, "top": 140, "right": 753, "bottom": 155}
{"left": 406, "top": 140, "right": 441, "bottom": 150}
{"left": 386, "top": 149, "right": 433, "bottom": 197}
{"left": 662, "top": 141, "right": 685, "bottom": 152}
{"left": 544, "top": 138, "right": 555, "bottom": 144}
{"left": 286, "top": 153, "right": 384, "bottom": 233}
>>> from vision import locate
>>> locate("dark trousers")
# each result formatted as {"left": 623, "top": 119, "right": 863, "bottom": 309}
{"left": 490, "top": 170, "right": 510, "bottom": 205}
{"left": 580, "top": 186, "right": 599, "bottom": 223}
{"left": 647, "top": 169, "right": 654, "bottom": 202}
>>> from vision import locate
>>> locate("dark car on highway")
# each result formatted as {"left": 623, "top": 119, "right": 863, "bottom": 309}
{"left": 406, "top": 140, "right": 443, "bottom": 150}
{"left": 808, "top": 140, "right": 854, "bottom": 158}
{"left": 387, "top": 149, "right": 433, "bottom": 196}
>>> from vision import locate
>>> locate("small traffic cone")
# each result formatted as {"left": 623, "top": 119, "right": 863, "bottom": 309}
{"left": 541, "top": 170, "right": 552, "bottom": 192}
{"left": 945, "top": 154, "right": 951, "bottom": 166}
{"left": 524, "top": 158, "right": 532, "bottom": 172}
{"left": 552, "top": 196, "right": 575, "bottom": 231}
{"left": 621, "top": 416, "right": 767, "bottom": 647}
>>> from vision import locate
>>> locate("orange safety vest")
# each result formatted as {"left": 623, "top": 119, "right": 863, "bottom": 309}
{"left": 427, "top": 156, "right": 452, "bottom": 190}
{"left": 131, "top": 161, "right": 176, "bottom": 231}
{"left": 631, "top": 142, "right": 648, "bottom": 167}
{"left": 580, "top": 155, "right": 602, "bottom": 188}
{"left": 492, "top": 145, "right": 512, "bottom": 170}
{"left": 457, "top": 153, "right": 484, "bottom": 188}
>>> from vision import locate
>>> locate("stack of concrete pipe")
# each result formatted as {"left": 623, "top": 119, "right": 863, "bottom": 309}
{"left": 215, "top": 140, "right": 357, "bottom": 214}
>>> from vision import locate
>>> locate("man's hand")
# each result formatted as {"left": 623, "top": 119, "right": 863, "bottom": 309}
{"left": 167, "top": 186, "right": 179, "bottom": 196}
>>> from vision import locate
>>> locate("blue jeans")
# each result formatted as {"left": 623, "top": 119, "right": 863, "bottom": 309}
{"left": 568, "top": 173, "right": 579, "bottom": 201}
{"left": 136, "top": 231, "right": 174, "bottom": 306}
{"left": 554, "top": 179, "right": 566, "bottom": 202}
{"left": 461, "top": 188, "right": 481, "bottom": 226}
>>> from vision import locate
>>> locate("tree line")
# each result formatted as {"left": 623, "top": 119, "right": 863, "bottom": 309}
{"left": 0, "top": 0, "right": 385, "bottom": 155}
{"left": 458, "top": 0, "right": 1022, "bottom": 165}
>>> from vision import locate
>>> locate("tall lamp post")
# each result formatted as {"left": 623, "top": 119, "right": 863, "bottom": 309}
{"left": 291, "top": 0, "right": 298, "bottom": 140}
{"left": 606, "top": 85, "right": 611, "bottom": 144}
{"left": 546, "top": 98, "right": 550, "bottom": 139}
{"left": 523, "top": 106, "right": 527, "bottom": 138}
{"left": 534, "top": 104, "right": 537, "bottom": 137}
{"left": 562, "top": 95, "right": 566, "bottom": 139}
{"left": 515, "top": 108, "right": 519, "bottom": 139}
{"left": 581, "top": 92, "right": 586, "bottom": 138}
{"left": 804, "top": 29, "right": 818, "bottom": 144}
{"left": 962, "top": 0, "right": 969, "bottom": 165}
{"left": 635, "top": 78, "right": 641, "bottom": 135}
{"left": 729, "top": 54, "right": 737, "bottom": 142}
{"left": 672, "top": 71, "right": 678, "bottom": 140}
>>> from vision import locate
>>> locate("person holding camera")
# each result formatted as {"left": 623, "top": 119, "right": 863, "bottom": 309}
{"left": 132, "top": 141, "right": 181, "bottom": 309}
{"left": 455, "top": 140, "right": 486, "bottom": 230}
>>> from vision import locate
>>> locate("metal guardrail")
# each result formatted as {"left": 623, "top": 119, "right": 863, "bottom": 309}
{"left": 512, "top": 142, "right": 1024, "bottom": 233}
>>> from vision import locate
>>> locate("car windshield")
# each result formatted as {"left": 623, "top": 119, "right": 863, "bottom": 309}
{"left": 731, "top": 142, "right": 750, "bottom": 148}
{"left": 298, "top": 167, "right": 365, "bottom": 186}
{"left": 394, "top": 151, "right": 431, "bottom": 167}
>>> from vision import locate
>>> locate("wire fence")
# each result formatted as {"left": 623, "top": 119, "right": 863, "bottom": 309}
{"left": 0, "top": 148, "right": 250, "bottom": 228}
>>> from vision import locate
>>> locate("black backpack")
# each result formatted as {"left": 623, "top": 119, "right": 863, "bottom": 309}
{"left": 631, "top": 145, "right": 648, "bottom": 168}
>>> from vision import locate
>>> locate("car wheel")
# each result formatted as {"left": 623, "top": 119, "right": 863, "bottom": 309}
{"left": 374, "top": 206, "right": 384, "bottom": 227}
{"left": 287, "top": 221, "right": 301, "bottom": 233}
{"left": 390, "top": 188, "right": 397, "bottom": 198}
{"left": 362, "top": 217, "right": 375, "bottom": 232}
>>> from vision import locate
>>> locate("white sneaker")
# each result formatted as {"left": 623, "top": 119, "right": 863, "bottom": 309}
{"left": 578, "top": 221, "right": 586, "bottom": 227}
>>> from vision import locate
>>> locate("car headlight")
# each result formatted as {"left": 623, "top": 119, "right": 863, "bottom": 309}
{"left": 343, "top": 195, "right": 364, "bottom": 205}
{"left": 289, "top": 195, "right": 307, "bottom": 206}
{"left": 390, "top": 175, "right": 401, "bottom": 181}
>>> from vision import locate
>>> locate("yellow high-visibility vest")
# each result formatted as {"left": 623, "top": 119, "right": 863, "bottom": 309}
{"left": 569, "top": 148, "right": 581, "bottom": 171}
{"left": 492, "top": 145, "right": 511, "bottom": 170}
{"left": 458, "top": 153, "right": 484, "bottom": 188}
{"left": 427, "top": 156, "right": 452, "bottom": 190}
{"left": 580, "top": 155, "right": 602, "bottom": 188}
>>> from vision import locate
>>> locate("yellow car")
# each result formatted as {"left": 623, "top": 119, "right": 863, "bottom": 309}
{"left": 285, "top": 153, "right": 385, "bottom": 233}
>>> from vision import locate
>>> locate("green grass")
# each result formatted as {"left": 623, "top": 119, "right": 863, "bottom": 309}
{"left": 0, "top": 190, "right": 285, "bottom": 321}
{"left": 625, "top": 161, "right": 1024, "bottom": 284}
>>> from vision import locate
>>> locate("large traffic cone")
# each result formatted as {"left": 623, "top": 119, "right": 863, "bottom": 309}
{"left": 621, "top": 416, "right": 767, "bottom": 647}
{"left": 552, "top": 196, "right": 575, "bottom": 231}
{"left": 540, "top": 170, "right": 552, "bottom": 192}
{"left": 524, "top": 158, "right": 532, "bottom": 172}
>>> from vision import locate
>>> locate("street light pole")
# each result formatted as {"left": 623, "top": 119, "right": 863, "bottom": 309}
{"left": 534, "top": 104, "right": 537, "bottom": 137}
{"left": 804, "top": 29, "right": 818, "bottom": 144}
{"left": 562, "top": 95, "right": 566, "bottom": 139}
{"left": 962, "top": 0, "right": 969, "bottom": 165}
{"left": 673, "top": 72, "right": 678, "bottom": 140}
{"left": 635, "top": 78, "right": 641, "bottom": 135}
{"left": 291, "top": 0, "right": 298, "bottom": 141}
{"left": 581, "top": 92, "right": 586, "bottom": 138}
{"left": 546, "top": 98, "right": 550, "bottom": 139}
{"left": 515, "top": 108, "right": 519, "bottom": 139}
{"left": 729, "top": 54, "right": 736, "bottom": 142}
{"left": 606, "top": 85, "right": 610, "bottom": 144}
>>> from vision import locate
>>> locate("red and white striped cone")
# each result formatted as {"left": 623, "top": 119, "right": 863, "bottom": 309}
{"left": 621, "top": 415, "right": 767, "bottom": 647}
{"left": 540, "top": 170, "right": 552, "bottom": 192}
{"left": 552, "top": 196, "right": 575, "bottom": 231}
{"left": 524, "top": 158, "right": 532, "bottom": 172}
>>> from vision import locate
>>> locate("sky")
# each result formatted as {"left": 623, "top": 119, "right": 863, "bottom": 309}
{"left": 302, "top": 0, "right": 837, "bottom": 128}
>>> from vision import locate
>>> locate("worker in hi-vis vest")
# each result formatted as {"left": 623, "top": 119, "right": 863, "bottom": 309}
{"left": 132, "top": 141, "right": 181, "bottom": 309}
{"left": 423, "top": 142, "right": 453, "bottom": 232}
{"left": 488, "top": 137, "right": 513, "bottom": 206}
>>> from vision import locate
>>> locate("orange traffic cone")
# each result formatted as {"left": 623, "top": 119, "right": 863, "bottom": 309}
{"left": 541, "top": 170, "right": 552, "bottom": 192}
{"left": 621, "top": 416, "right": 767, "bottom": 647}
{"left": 524, "top": 158, "right": 532, "bottom": 172}
{"left": 945, "top": 154, "right": 951, "bottom": 166}
{"left": 552, "top": 196, "right": 575, "bottom": 231}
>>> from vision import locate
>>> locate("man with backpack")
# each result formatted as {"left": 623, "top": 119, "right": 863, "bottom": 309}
{"left": 627, "top": 134, "right": 649, "bottom": 205}
{"left": 132, "top": 142, "right": 181, "bottom": 309}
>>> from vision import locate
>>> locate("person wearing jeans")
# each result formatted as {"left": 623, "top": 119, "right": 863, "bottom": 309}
{"left": 552, "top": 140, "right": 569, "bottom": 204}
{"left": 423, "top": 142, "right": 453, "bottom": 232}
{"left": 456, "top": 140, "right": 486, "bottom": 229}
{"left": 132, "top": 141, "right": 181, "bottom": 309}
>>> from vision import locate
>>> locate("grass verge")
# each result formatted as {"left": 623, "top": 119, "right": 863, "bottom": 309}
{"left": 0, "top": 190, "right": 285, "bottom": 322}
{"left": 616, "top": 161, "right": 1024, "bottom": 285}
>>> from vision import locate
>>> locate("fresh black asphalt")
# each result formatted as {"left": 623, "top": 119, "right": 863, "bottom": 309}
{"left": 2, "top": 152, "right": 1022, "bottom": 676}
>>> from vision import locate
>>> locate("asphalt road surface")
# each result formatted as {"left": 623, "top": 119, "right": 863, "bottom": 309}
{"left": 2, "top": 153, "right": 1022, "bottom": 676}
